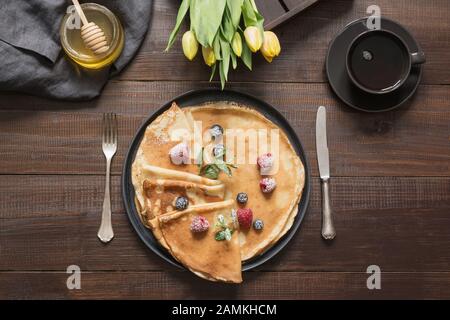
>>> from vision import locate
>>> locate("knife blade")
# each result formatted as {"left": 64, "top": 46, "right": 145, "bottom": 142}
{"left": 316, "top": 106, "right": 336, "bottom": 240}
{"left": 316, "top": 106, "right": 329, "bottom": 180}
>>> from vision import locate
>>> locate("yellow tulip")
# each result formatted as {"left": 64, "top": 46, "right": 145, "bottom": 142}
{"left": 231, "top": 32, "right": 242, "bottom": 57}
{"left": 243, "top": 26, "right": 262, "bottom": 52}
{"left": 260, "top": 31, "right": 281, "bottom": 63}
{"left": 202, "top": 46, "right": 216, "bottom": 66}
{"left": 182, "top": 31, "right": 198, "bottom": 61}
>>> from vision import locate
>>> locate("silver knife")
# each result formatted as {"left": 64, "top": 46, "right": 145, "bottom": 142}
{"left": 316, "top": 106, "right": 336, "bottom": 240}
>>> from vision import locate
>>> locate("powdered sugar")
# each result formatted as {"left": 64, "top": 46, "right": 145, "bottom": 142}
{"left": 257, "top": 153, "right": 274, "bottom": 175}
{"left": 190, "top": 216, "right": 210, "bottom": 233}
{"left": 260, "top": 177, "right": 277, "bottom": 193}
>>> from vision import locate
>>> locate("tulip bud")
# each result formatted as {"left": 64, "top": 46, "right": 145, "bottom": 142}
{"left": 244, "top": 26, "right": 263, "bottom": 52}
{"left": 231, "top": 32, "right": 243, "bottom": 57}
{"left": 260, "top": 31, "right": 281, "bottom": 63}
{"left": 202, "top": 46, "right": 216, "bottom": 66}
{"left": 182, "top": 31, "right": 198, "bottom": 61}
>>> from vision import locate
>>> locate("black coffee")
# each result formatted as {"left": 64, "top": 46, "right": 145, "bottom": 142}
{"left": 348, "top": 31, "right": 409, "bottom": 92}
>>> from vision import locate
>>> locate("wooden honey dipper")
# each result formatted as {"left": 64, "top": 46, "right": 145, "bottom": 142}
{"left": 71, "top": 0, "right": 110, "bottom": 54}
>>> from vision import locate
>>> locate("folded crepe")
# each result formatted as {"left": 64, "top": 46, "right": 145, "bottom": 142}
{"left": 139, "top": 165, "right": 225, "bottom": 248}
{"left": 132, "top": 103, "right": 195, "bottom": 217}
{"left": 158, "top": 199, "right": 242, "bottom": 283}
{"left": 184, "top": 103, "right": 305, "bottom": 261}
{"left": 132, "top": 103, "right": 225, "bottom": 248}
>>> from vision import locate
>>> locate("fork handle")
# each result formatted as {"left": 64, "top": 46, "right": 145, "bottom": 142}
{"left": 321, "top": 179, "right": 336, "bottom": 240}
{"left": 98, "top": 158, "right": 114, "bottom": 243}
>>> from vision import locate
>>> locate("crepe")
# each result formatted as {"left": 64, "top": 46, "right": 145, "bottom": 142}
{"left": 132, "top": 103, "right": 224, "bottom": 248}
{"left": 132, "top": 102, "right": 193, "bottom": 219}
{"left": 158, "top": 199, "right": 242, "bottom": 283}
{"left": 132, "top": 101, "right": 305, "bottom": 282}
{"left": 184, "top": 103, "right": 305, "bottom": 260}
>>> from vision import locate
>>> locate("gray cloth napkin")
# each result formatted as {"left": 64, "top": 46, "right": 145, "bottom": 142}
{"left": 0, "top": 0, "right": 152, "bottom": 100}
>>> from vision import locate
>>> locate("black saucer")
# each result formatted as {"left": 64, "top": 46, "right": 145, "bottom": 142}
{"left": 326, "top": 17, "right": 423, "bottom": 112}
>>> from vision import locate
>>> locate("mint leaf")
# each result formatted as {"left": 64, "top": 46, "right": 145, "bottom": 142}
{"left": 215, "top": 230, "right": 226, "bottom": 241}
{"left": 215, "top": 228, "right": 232, "bottom": 241}
{"left": 224, "top": 228, "right": 232, "bottom": 241}
{"left": 216, "top": 162, "right": 232, "bottom": 176}
{"left": 202, "top": 164, "right": 220, "bottom": 179}
{"left": 215, "top": 214, "right": 226, "bottom": 228}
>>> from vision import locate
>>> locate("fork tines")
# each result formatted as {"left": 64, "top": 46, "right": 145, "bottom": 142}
{"left": 102, "top": 113, "right": 117, "bottom": 145}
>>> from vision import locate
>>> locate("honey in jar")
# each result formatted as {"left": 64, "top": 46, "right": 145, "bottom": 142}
{"left": 60, "top": 3, "right": 124, "bottom": 69}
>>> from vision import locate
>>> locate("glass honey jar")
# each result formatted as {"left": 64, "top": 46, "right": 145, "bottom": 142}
{"left": 60, "top": 3, "right": 124, "bottom": 69}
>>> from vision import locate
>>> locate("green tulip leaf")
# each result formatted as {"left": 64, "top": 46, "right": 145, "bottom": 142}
{"left": 230, "top": 50, "right": 237, "bottom": 70}
{"left": 213, "top": 35, "right": 222, "bottom": 60}
{"left": 241, "top": 0, "right": 257, "bottom": 27}
{"left": 227, "top": 0, "right": 244, "bottom": 28}
{"left": 165, "top": 0, "right": 191, "bottom": 51}
{"left": 219, "top": 61, "right": 226, "bottom": 90}
{"left": 209, "top": 63, "right": 217, "bottom": 82}
{"left": 240, "top": 31, "right": 252, "bottom": 70}
{"left": 221, "top": 6, "right": 235, "bottom": 43}
{"left": 190, "top": 0, "right": 226, "bottom": 47}
{"left": 220, "top": 36, "right": 231, "bottom": 81}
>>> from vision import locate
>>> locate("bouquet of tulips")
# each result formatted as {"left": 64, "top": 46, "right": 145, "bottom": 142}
{"left": 165, "top": 0, "right": 281, "bottom": 88}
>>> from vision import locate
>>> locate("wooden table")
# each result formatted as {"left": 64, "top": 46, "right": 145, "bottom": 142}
{"left": 1, "top": 0, "right": 449, "bottom": 300}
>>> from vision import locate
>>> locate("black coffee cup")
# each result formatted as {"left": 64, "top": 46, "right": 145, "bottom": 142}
{"left": 346, "top": 29, "right": 425, "bottom": 95}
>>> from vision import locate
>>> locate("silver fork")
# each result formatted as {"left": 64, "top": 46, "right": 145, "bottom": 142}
{"left": 98, "top": 113, "right": 117, "bottom": 243}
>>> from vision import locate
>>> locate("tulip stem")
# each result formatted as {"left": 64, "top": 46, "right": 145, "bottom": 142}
{"left": 250, "top": 0, "right": 259, "bottom": 13}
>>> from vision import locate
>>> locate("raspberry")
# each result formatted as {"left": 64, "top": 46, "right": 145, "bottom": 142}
{"left": 237, "top": 208, "right": 253, "bottom": 229}
{"left": 236, "top": 192, "right": 248, "bottom": 205}
{"left": 190, "top": 216, "right": 210, "bottom": 233}
{"left": 253, "top": 219, "right": 264, "bottom": 230}
{"left": 260, "top": 177, "right": 276, "bottom": 193}
{"left": 257, "top": 153, "right": 274, "bottom": 172}
{"left": 175, "top": 196, "right": 189, "bottom": 210}
{"left": 169, "top": 142, "right": 190, "bottom": 165}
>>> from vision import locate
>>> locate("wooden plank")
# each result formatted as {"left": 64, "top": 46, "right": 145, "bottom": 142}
{"left": 254, "top": 0, "right": 287, "bottom": 28}
{"left": 113, "top": 0, "right": 450, "bottom": 85}
{"left": 1, "top": 271, "right": 450, "bottom": 299}
{"left": 263, "top": 0, "right": 319, "bottom": 30}
{"left": 0, "top": 82, "right": 448, "bottom": 177}
{"left": 283, "top": 0, "right": 316, "bottom": 9}
{"left": 1, "top": 175, "right": 449, "bottom": 272}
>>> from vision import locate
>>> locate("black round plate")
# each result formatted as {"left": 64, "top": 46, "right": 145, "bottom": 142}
{"left": 326, "top": 17, "right": 423, "bottom": 112}
{"left": 122, "top": 89, "right": 311, "bottom": 271}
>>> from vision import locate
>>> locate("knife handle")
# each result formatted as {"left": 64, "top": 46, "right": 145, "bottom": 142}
{"left": 321, "top": 179, "right": 336, "bottom": 240}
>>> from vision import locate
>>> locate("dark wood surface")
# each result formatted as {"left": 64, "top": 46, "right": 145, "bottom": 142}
{"left": 256, "top": 0, "right": 320, "bottom": 30}
{"left": 0, "top": 0, "right": 449, "bottom": 299}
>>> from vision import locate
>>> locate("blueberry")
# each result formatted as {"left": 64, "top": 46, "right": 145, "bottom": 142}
{"left": 253, "top": 219, "right": 264, "bottom": 230}
{"left": 213, "top": 144, "right": 225, "bottom": 158}
{"left": 175, "top": 196, "right": 189, "bottom": 210}
{"left": 210, "top": 124, "right": 224, "bottom": 140}
{"left": 236, "top": 192, "right": 248, "bottom": 205}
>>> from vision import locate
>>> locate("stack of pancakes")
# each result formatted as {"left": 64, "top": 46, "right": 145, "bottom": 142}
{"left": 132, "top": 102, "right": 305, "bottom": 283}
